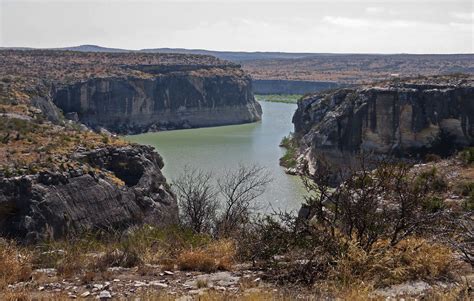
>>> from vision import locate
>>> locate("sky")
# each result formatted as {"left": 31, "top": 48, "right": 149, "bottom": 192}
{"left": 0, "top": 0, "right": 472, "bottom": 54}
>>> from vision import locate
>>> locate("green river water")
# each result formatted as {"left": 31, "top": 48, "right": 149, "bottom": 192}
{"left": 126, "top": 101, "right": 306, "bottom": 212}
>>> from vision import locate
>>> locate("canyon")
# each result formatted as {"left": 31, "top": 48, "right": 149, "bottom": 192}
{"left": 0, "top": 50, "right": 260, "bottom": 241}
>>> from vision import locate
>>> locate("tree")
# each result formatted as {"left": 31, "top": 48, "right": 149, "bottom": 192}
{"left": 173, "top": 167, "right": 218, "bottom": 234}
{"left": 216, "top": 164, "right": 272, "bottom": 237}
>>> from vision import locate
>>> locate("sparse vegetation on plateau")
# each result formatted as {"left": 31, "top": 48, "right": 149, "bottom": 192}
{"left": 254, "top": 94, "right": 302, "bottom": 104}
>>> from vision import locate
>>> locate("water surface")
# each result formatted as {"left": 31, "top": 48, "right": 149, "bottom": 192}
{"left": 126, "top": 101, "right": 305, "bottom": 212}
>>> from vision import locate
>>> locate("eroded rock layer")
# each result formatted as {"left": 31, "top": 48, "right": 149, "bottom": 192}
{"left": 53, "top": 68, "right": 261, "bottom": 133}
{"left": 0, "top": 145, "right": 178, "bottom": 243}
{"left": 292, "top": 75, "right": 474, "bottom": 182}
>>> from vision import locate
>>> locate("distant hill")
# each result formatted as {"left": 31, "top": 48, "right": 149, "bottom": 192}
{"left": 54, "top": 45, "right": 318, "bottom": 61}
{"left": 59, "top": 44, "right": 130, "bottom": 53}
{"left": 4, "top": 45, "right": 473, "bottom": 87}
{"left": 139, "top": 48, "right": 318, "bottom": 62}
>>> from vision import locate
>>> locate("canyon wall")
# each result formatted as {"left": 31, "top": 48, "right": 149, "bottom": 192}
{"left": 53, "top": 67, "right": 262, "bottom": 134}
{"left": 292, "top": 76, "right": 474, "bottom": 183}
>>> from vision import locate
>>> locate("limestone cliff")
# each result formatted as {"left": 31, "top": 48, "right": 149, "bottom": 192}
{"left": 53, "top": 67, "right": 261, "bottom": 133}
{"left": 0, "top": 145, "right": 178, "bottom": 243}
{"left": 292, "top": 75, "right": 474, "bottom": 183}
{"left": 1, "top": 50, "right": 261, "bottom": 134}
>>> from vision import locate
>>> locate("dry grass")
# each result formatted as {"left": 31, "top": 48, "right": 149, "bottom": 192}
{"left": 177, "top": 239, "right": 235, "bottom": 272}
{"left": 0, "top": 227, "right": 467, "bottom": 300}
{"left": 135, "top": 290, "right": 282, "bottom": 301}
{"left": 178, "top": 250, "right": 217, "bottom": 272}
{"left": 0, "top": 241, "right": 32, "bottom": 289}
{"left": 331, "top": 238, "right": 457, "bottom": 287}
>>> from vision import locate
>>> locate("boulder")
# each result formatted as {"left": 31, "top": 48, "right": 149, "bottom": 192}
{"left": 0, "top": 145, "right": 178, "bottom": 243}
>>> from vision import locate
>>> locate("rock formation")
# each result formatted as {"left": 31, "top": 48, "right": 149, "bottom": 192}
{"left": 0, "top": 145, "right": 178, "bottom": 243}
{"left": 53, "top": 67, "right": 261, "bottom": 134}
{"left": 0, "top": 50, "right": 261, "bottom": 134}
{"left": 292, "top": 75, "right": 474, "bottom": 183}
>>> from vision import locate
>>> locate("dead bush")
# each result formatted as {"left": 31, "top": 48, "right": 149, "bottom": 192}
{"left": 173, "top": 167, "right": 219, "bottom": 234}
{"left": 0, "top": 241, "right": 32, "bottom": 289}
{"left": 93, "top": 247, "right": 142, "bottom": 270}
{"left": 331, "top": 238, "right": 457, "bottom": 287}
{"left": 302, "top": 157, "right": 444, "bottom": 251}
{"left": 177, "top": 239, "right": 235, "bottom": 272}
{"left": 177, "top": 250, "right": 217, "bottom": 272}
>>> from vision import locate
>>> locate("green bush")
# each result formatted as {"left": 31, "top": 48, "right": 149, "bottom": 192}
{"left": 415, "top": 167, "right": 447, "bottom": 192}
{"left": 423, "top": 196, "right": 445, "bottom": 213}
{"left": 460, "top": 147, "right": 474, "bottom": 165}
{"left": 279, "top": 134, "right": 298, "bottom": 168}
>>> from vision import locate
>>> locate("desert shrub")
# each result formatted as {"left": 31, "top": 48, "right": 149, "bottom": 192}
{"left": 460, "top": 147, "right": 474, "bottom": 165}
{"left": 177, "top": 239, "right": 235, "bottom": 272}
{"left": 304, "top": 159, "right": 444, "bottom": 250}
{"left": 425, "top": 153, "right": 442, "bottom": 162}
{"left": 240, "top": 156, "right": 457, "bottom": 286}
{"left": 216, "top": 164, "right": 271, "bottom": 237}
{"left": 331, "top": 238, "right": 456, "bottom": 287}
{"left": 173, "top": 167, "right": 218, "bottom": 234}
{"left": 0, "top": 241, "right": 32, "bottom": 289}
{"left": 122, "top": 225, "right": 212, "bottom": 261}
{"left": 93, "top": 246, "right": 142, "bottom": 270}
{"left": 415, "top": 167, "right": 448, "bottom": 193}
{"left": 177, "top": 250, "right": 217, "bottom": 272}
{"left": 445, "top": 212, "right": 474, "bottom": 267}
{"left": 423, "top": 196, "right": 445, "bottom": 213}
{"left": 172, "top": 164, "right": 271, "bottom": 237}
{"left": 454, "top": 181, "right": 474, "bottom": 197}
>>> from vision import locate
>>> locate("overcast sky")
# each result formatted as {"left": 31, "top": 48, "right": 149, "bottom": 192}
{"left": 1, "top": 0, "right": 472, "bottom": 53}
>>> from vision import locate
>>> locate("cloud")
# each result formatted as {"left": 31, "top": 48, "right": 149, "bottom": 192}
{"left": 450, "top": 12, "right": 474, "bottom": 21}
{"left": 322, "top": 16, "right": 417, "bottom": 28}
{"left": 322, "top": 16, "right": 370, "bottom": 27}
{"left": 366, "top": 7, "right": 385, "bottom": 14}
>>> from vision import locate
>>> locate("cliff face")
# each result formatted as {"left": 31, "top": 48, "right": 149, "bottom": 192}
{"left": 53, "top": 67, "right": 261, "bottom": 134}
{"left": 0, "top": 145, "right": 178, "bottom": 243}
{"left": 292, "top": 76, "right": 474, "bottom": 182}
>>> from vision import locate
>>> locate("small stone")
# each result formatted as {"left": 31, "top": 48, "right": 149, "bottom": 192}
{"left": 253, "top": 277, "right": 261, "bottom": 282}
{"left": 134, "top": 281, "right": 147, "bottom": 287}
{"left": 113, "top": 279, "right": 120, "bottom": 282}
{"left": 150, "top": 281, "right": 168, "bottom": 288}
{"left": 69, "top": 294, "right": 77, "bottom": 299}
{"left": 93, "top": 284, "right": 104, "bottom": 290}
{"left": 38, "top": 286, "right": 45, "bottom": 291}
{"left": 98, "top": 290, "right": 112, "bottom": 299}
{"left": 80, "top": 291, "right": 91, "bottom": 297}
{"left": 164, "top": 270, "right": 174, "bottom": 275}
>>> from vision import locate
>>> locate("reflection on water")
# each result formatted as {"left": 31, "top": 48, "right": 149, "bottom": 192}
{"left": 126, "top": 101, "right": 306, "bottom": 213}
